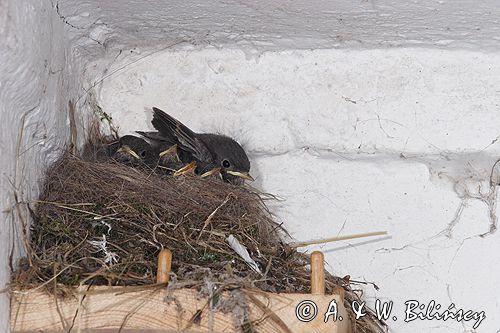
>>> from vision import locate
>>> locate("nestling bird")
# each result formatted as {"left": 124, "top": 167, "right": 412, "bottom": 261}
{"left": 108, "top": 135, "right": 196, "bottom": 177}
{"left": 138, "top": 107, "right": 253, "bottom": 184}
{"left": 109, "top": 135, "right": 157, "bottom": 166}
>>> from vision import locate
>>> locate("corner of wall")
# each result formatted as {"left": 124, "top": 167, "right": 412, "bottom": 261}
{"left": 0, "top": 1, "right": 86, "bottom": 331}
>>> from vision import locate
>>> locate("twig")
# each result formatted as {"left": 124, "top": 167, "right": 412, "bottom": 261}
{"left": 68, "top": 100, "right": 77, "bottom": 155}
{"left": 13, "top": 193, "right": 33, "bottom": 267}
{"left": 289, "top": 231, "right": 388, "bottom": 248}
{"left": 198, "top": 193, "right": 234, "bottom": 240}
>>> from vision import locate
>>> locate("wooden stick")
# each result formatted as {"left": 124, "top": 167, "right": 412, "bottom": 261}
{"left": 156, "top": 249, "right": 172, "bottom": 284}
{"left": 289, "top": 231, "right": 388, "bottom": 248}
{"left": 310, "top": 251, "right": 325, "bottom": 295}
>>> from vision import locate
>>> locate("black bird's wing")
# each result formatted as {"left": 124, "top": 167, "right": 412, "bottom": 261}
{"left": 149, "top": 107, "right": 213, "bottom": 163}
{"left": 136, "top": 131, "right": 175, "bottom": 146}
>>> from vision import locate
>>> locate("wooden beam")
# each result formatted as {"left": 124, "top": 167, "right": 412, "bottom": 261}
{"left": 11, "top": 286, "right": 351, "bottom": 333}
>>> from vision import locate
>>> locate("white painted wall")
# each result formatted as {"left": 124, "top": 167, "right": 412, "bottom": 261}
{"left": 0, "top": 1, "right": 83, "bottom": 331}
{"left": 55, "top": 0, "right": 500, "bottom": 51}
{"left": 2, "top": 0, "right": 500, "bottom": 332}
{"left": 98, "top": 48, "right": 500, "bottom": 332}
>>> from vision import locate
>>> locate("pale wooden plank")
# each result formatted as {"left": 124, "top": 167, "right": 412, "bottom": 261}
{"left": 11, "top": 287, "right": 351, "bottom": 333}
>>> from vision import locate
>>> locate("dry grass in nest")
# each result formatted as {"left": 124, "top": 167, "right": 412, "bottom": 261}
{"left": 12, "top": 139, "right": 387, "bottom": 333}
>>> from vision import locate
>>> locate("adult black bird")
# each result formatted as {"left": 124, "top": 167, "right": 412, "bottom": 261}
{"left": 138, "top": 107, "right": 253, "bottom": 184}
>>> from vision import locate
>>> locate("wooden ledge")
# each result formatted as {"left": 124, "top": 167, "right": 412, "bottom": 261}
{"left": 11, "top": 286, "right": 351, "bottom": 333}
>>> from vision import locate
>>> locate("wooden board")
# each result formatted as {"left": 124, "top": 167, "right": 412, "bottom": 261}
{"left": 10, "top": 286, "right": 352, "bottom": 333}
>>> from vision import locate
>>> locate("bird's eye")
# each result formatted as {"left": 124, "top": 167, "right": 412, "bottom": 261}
{"left": 222, "top": 159, "right": 231, "bottom": 168}
{"left": 140, "top": 150, "right": 147, "bottom": 158}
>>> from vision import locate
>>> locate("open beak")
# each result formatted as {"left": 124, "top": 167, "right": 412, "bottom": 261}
{"left": 173, "top": 161, "right": 197, "bottom": 176}
{"left": 159, "top": 144, "right": 177, "bottom": 158}
{"left": 226, "top": 170, "right": 255, "bottom": 181}
{"left": 200, "top": 167, "right": 222, "bottom": 178}
{"left": 116, "top": 145, "right": 140, "bottom": 159}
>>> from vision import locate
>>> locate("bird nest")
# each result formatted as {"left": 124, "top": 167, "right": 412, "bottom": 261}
{"left": 12, "top": 128, "right": 386, "bottom": 333}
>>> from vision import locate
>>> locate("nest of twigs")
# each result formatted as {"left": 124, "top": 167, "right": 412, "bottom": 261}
{"left": 13, "top": 131, "right": 386, "bottom": 333}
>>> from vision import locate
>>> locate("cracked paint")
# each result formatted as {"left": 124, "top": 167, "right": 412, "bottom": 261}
{"left": 2, "top": 1, "right": 500, "bottom": 332}
{"left": 97, "top": 48, "right": 500, "bottom": 333}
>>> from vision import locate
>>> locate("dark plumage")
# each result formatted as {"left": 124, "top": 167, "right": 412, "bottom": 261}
{"left": 138, "top": 107, "right": 253, "bottom": 184}
{"left": 109, "top": 135, "right": 157, "bottom": 166}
